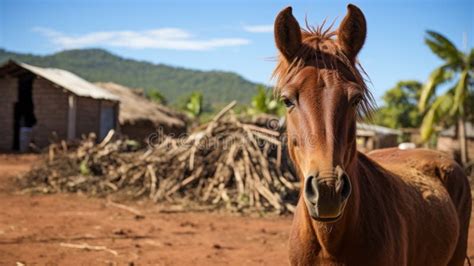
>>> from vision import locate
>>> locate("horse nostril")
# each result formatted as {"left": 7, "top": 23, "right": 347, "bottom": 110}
{"left": 341, "top": 175, "right": 351, "bottom": 199}
{"left": 304, "top": 175, "right": 318, "bottom": 204}
{"left": 335, "top": 167, "right": 352, "bottom": 199}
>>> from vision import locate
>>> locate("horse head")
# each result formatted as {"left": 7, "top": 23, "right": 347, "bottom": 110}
{"left": 273, "top": 4, "right": 372, "bottom": 221}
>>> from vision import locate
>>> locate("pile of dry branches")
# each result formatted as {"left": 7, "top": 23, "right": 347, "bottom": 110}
{"left": 20, "top": 102, "right": 299, "bottom": 213}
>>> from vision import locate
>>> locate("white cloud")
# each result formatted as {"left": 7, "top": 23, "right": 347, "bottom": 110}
{"left": 33, "top": 27, "right": 250, "bottom": 51}
{"left": 243, "top": 25, "right": 273, "bottom": 33}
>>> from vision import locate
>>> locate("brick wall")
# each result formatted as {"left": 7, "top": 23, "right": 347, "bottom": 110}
{"left": 31, "top": 78, "right": 69, "bottom": 148}
{"left": 438, "top": 137, "right": 474, "bottom": 162}
{"left": 76, "top": 97, "right": 101, "bottom": 138}
{"left": 1, "top": 75, "right": 117, "bottom": 149}
{"left": 0, "top": 77, "right": 17, "bottom": 150}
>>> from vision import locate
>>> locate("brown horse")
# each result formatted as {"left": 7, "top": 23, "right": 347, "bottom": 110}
{"left": 272, "top": 4, "right": 471, "bottom": 265}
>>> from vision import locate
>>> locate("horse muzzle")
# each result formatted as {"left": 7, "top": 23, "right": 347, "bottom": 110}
{"left": 303, "top": 165, "right": 352, "bottom": 222}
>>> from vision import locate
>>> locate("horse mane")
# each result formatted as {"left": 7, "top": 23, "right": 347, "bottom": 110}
{"left": 271, "top": 21, "right": 375, "bottom": 119}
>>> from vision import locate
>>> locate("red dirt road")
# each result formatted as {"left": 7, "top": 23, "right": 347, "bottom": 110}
{"left": 0, "top": 154, "right": 473, "bottom": 265}
{"left": 0, "top": 154, "right": 291, "bottom": 265}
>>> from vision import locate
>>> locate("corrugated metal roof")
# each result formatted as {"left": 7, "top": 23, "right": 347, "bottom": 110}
{"left": 357, "top": 123, "right": 402, "bottom": 135}
{"left": 440, "top": 122, "right": 474, "bottom": 138}
{"left": 11, "top": 61, "right": 119, "bottom": 101}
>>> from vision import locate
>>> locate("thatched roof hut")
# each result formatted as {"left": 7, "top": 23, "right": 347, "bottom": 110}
{"left": 96, "top": 82, "right": 186, "bottom": 142}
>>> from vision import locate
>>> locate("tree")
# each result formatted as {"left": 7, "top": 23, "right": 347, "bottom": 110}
{"left": 418, "top": 31, "right": 474, "bottom": 164}
{"left": 147, "top": 89, "right": 167, "bottom": 105}
{"left": 248, "top": 85, "right": 285, "bottom": 116}
{"left": 373, "top": 81, "right": 425, "bottom": 129}
{"left": 183, "top": 92, "right": 203, "bottom": 118}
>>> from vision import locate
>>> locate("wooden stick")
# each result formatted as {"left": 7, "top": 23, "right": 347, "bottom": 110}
{"left": 99, "top": 129, "right": 115, "bottom": 148}
{"left": 48, "top": 145, "right": 55, "bottom": 162}
{"left": 147, "top": 165, "right": 157, "bottom": 198}
{"left": 212, "top": 101, "right": 237, "bottom": 122}
{"left": 59, "top": 242, "right": 118, "bottom": 256}
{"left": 107, "top": 201, "right": 143, "bottom": 217}
{"left": 166, "top": 167, "right": 203, "bottom": 197}
{"left": 243, "top": 123, "right": 280, "bottom": 137}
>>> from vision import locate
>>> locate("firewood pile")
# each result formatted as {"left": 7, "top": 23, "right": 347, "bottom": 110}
{"left": 19, "top": 102, "right": 299, "bottom": 213}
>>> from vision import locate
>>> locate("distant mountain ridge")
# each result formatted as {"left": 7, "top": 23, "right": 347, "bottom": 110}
{"left": 0, "top": 48, "right": 261, "bottom": 105}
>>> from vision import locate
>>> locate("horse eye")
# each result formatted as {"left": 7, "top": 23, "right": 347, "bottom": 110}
{"left": 282, "top": 97, "right": 295, "bottom": 108}
{"left": 352, "top": 96, "right": 362, "bottom": 107}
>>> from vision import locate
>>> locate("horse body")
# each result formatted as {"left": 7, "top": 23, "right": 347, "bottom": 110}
{"left": 290, "top": 150, "right": 467, "bottom": 265}
{"left": 272, "top": 4, "right": 471, "bottom": 265}
{"left": 369, "top": 148, "right": 471, "bottom": 265}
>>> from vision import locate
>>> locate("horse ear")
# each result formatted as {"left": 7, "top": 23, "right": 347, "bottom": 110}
{"left": 274, "top": 6, "right": 302, "bottom": 62}
{"left": 337, "top": 4, "right": 367, "bottom": 61}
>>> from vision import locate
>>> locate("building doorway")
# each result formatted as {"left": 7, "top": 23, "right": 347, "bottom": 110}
{"left": 13, "top": 73, "right": 37, "bottom": 151}
{"left": 99, "top": 103, "right": 116, "bottom": 140}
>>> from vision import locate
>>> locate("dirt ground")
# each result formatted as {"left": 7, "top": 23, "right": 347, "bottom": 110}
{"left": 0, "top": 154, "right": 473, "bottom": 265}
{"left": 0, "top": 154, "right": 291, "bottom": 265}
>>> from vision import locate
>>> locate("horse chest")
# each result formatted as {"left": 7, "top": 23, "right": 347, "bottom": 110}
{"left": 288, "top": 204, "right": 405, "bottom": 265}
{"left": 289, "top": 236, "right": 401, "bottom": 266}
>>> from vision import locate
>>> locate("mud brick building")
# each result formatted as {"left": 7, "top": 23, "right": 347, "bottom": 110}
{"left": 0, "top": 60, "right": 119, "bottom": 151}
{"left": 356, "top": 123, "right": 401, "bottom": 152}
{"left": 437, "top": 122, "right": 474, "bottom": 163}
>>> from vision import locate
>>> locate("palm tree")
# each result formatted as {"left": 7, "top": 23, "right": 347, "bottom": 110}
{"left": 419, "top": 31, "right": 474, "bottom": 165}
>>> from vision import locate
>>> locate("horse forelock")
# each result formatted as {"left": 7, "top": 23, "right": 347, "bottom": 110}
{"left": 271, "top": 23, "right": 375, "bottom": 119}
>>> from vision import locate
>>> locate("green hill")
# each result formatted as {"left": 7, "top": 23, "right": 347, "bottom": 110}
{"left": 0, "top": 48, "right": 261, "bottom": 105}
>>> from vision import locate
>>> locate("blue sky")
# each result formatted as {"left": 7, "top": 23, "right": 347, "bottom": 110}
{"left": 0, "top": 0, "right": 473, "bottom": 103}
